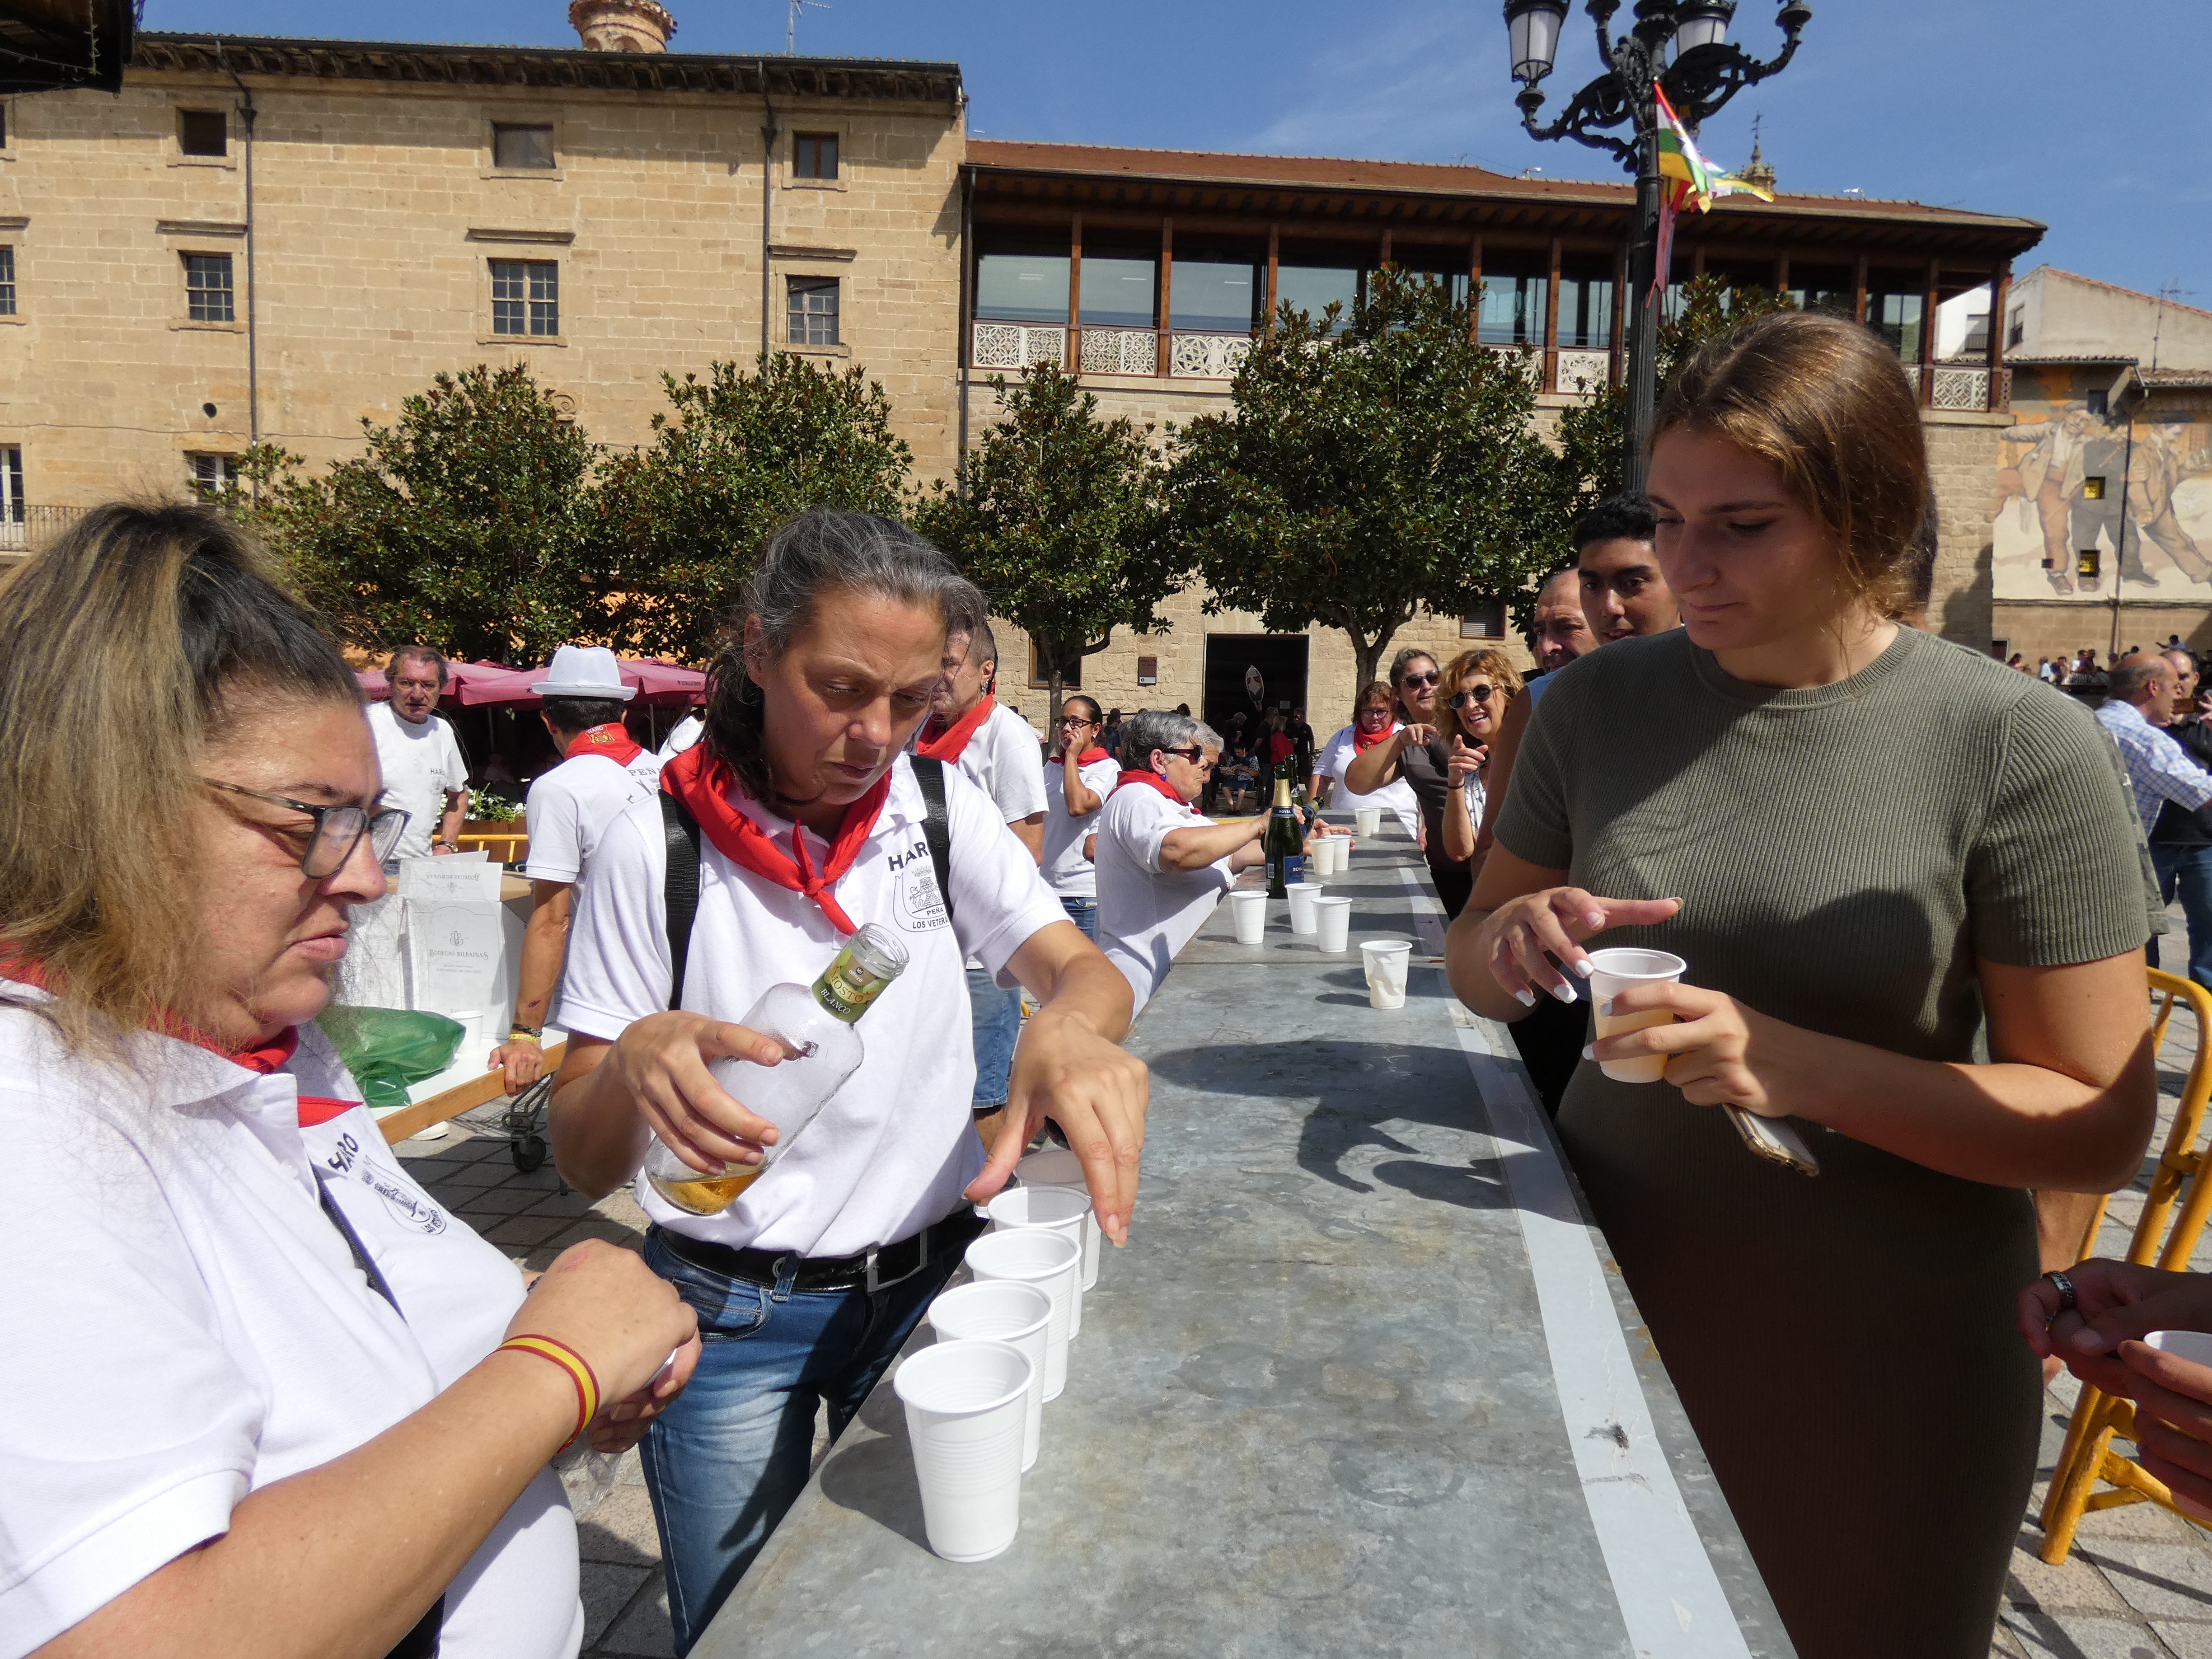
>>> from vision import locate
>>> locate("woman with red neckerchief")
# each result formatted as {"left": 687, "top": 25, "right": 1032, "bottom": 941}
{"left": 1042, "top": 693, "right": 1120, "bottom": 941}
{"left": 1311, "top": 680, "right": 1422, "bottom": 839}
{"left": 545, "top": 510, "right": 1148, "bottom": 1651}
{"left": 0, "top": 504, "right": 698, "bottom": 1659}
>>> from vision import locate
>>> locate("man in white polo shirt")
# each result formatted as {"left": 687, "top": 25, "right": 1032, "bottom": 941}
{"left": 489, "top": 646, "right": 664, "bottom": 1094}
{"left": 367, "top": 644, "right": 469, "bottom": 861}
{"left": 912, "top": 618, "right": 1049, "bottom": 1131}
{"left": 1096, "top": 708, "right": 1277, "bottom": 1015}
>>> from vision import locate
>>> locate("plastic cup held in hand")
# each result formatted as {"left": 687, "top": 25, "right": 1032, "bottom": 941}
{"left": 1228, "top": 889, "right": 1268, "bottom": 945}
{"left": 1584, "top": 947, "right": 1687, "bottom": 1084}
{"left": 893, "top": 1339, "right": 1033, "bottom": 1563}
{"left": 1017, "top": 1147, "right": 1099, "bottom": 1290}
{"left": 1360, "top": 936, "right": 1413, "bottom": 1010}
{"left": 1306, "top": 837, "right": 1334, "bottom": 877}
{"left": 986, "top": 1184, "right": 1090, "bottom": 1338}
{"left": 1286, "top": 881, "right": 1323, "bottom": 935}
{"left": 1354, "top": 806, "right": 1382, "bottom": 838}
{"left": 930, "top": 1281, "right": 1052, "bottom": 1472}
{"left": 1313, "top": 895, "right": 1353, "bottom": 954}
{"left": 966, "top": 1228, "right": 1081, "bottom": 1401}
{"left": 1325, "top": 836, "right": 1350, "bottom": 876}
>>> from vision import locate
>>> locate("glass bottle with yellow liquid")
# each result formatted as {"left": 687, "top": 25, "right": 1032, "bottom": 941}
{"left": 643, "top": 923, "right": 910, "bottom": 1216}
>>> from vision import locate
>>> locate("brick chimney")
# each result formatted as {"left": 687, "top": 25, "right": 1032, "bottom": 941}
{"left": 569, "top": 0, "right": 676, "bottom": 52}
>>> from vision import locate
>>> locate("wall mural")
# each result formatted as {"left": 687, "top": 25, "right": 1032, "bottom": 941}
{"left": 1993, "top": 370, "right": 2212, "bottom": 602}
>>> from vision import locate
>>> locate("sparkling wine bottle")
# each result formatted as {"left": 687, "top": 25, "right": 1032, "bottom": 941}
{"left": 1262, "top": 763, "right": 1303, "bottom": 898}
{"left": 643, "top": 923, "right": 910, "bottom": 1217}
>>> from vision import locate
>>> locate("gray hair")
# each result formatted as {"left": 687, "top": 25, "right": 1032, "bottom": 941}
{"left": 387, "top": 643, "right": 449, "bottom": 685}
{"left": 1124, "top": 708, "right": 1220, "bottom": 769}
{"left": 705, "top": 509, "right": 987, "bottom": 802}
{"left": 950, "top": 616, "right": 1000, "bottom": 673}
{"left": 2111, "top": 654, "right": 2171, "bottom": 705}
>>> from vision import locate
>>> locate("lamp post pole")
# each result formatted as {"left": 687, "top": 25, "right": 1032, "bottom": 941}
{"left": 1502, "top": 0, "right": 1810, "bottom": 491}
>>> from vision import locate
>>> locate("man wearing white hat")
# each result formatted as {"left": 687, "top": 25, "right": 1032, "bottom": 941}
{"left": 490, "top": 646, "right": 664, "bottom": 1093}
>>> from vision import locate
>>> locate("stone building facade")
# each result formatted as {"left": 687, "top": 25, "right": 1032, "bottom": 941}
{"left": 1, "top": 18, "right": 2049, "bottom": 740}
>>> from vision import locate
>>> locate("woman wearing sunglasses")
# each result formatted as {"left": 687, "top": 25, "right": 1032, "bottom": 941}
{"left": 1438, "top": 649, "right": 1524, "bottom": 868}
{"left": 0, "top": 505, "right": 699, "bottom": 1659}
{"left": 1341, "top": 648, "right": 1477, "bottom": 915}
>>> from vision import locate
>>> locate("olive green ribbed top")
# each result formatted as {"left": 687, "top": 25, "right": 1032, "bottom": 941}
{"left": 1492, "top": 623, "right": 2151, "bottom": 1658}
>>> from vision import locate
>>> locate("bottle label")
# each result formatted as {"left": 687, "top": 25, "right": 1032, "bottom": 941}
{"left": 814, "top": 939, "right": 895, "bottom": 1023}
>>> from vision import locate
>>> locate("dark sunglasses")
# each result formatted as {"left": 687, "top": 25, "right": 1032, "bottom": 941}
{"left": 1162, "top": 746, "right": 1217, "bottom": 773}
{"left": 202, "top": 778, "right": 409, "bottom": 878}
{"left": 1449, "top": 685, "right": 1499, "bottom": 710}
{"left": 1398, "top": 670, "right": 1441, "bottom": 689}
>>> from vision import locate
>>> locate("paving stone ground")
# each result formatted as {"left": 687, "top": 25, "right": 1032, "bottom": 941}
{"left": 391, "top": 915, "right": 2212, "bottom": 1659}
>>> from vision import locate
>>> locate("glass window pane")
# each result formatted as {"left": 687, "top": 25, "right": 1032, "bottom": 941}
{"left": 1478, "top": 272, "right": 1547, "bottom": 346}
{"left": 794, "top": 133, "right": 839, "bottom": 179}
{"left": 178, "top": 109, "right": 226, "bottom": 157}
{"left": 184, "top": 253, "right": 234, "bottom": 323}
{"left": 1, "top": 446, "right": 21, "bottom": 522}
{"left": 491, "top": 260, "right": 524, "bottom": 335}
{"left": 1080, "top": 256, "right": 1156, "bottom": 328}
{"left": 1170, "top": 258, "right": 1257, "bottom": 333}
{"left": 1557, "top": 270, "right": 1614, "bottom": 349}
{"left": 975, "top": 251, "right": 1070, "bottom": 323}
{"left": 787, "top": 277, "right": 839, "bottom": 347}
{"left": 492, "top": 124, "right": 555, "bottom": 169}
{"left": 0, "top": 245, "right": 14, "bottom": 318}
{"left": 1865, "top": 289, "right": 1924, "bottom": 359}
{"left": 1274, "top": 265, "right": 1359, "bottom": 331}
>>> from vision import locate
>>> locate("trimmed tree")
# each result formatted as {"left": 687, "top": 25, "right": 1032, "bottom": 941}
{"left": 592, "top": 353, "right": 912, "bottom": 660}
{"left": 1160, "top": 265, "right": 1569, "bottom": 699}
{"left": 911, "top": 363, "right": 1180, "bottom": 733}
{"left": 240, "top": 363, "right": 603, "bottom": 662}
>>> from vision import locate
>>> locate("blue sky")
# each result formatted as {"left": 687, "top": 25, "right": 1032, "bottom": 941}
{"left": 144, "top": 0, "right": 2210, "bottom": 300}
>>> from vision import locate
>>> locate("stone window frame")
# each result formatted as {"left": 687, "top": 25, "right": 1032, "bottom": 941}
{"left": 0, "top": 218, "right": 23, "bottom": 325}
{"left": 469, "top": 231, "right": 575, "bottom": 348}
{"left": 769, "top": 247, "right": 854, "bottom": 359}
{"left": 786, "top": 275, "right": 840, "bottom": 349}
{"left": 184, "top": 450, "right": 242, "bottom": 500}
{"left": 489, "top": 258, "right": 561, "bottom": 341}
{"left": 160, "top": 224, "right": 247, "bottom": 333}
{"left": 0, "top": 98, "right": 16, "bottom": 163}
{"left": 170, "top": 104, "right": 235, "bottom": 171}
{"left": 483, "top": 107, "right": 567, "bottom": 182}
{"left": 783, "top": 120, "right": 848, "bottom": 192}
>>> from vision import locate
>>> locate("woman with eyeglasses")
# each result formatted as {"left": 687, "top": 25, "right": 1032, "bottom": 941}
{"left": 1438, "top": 649, "right": 1524, "bottom": 868}
{"left": 1043, "top": 694, "right": 1120, "bottom": 939}
{"left": 1312, "top": 680, "right": 1422, "bottom": 840}
{"left": 1341, "top": 648, "right": 1476, "bottom": 915}
{"left": 0, "top": 504, "right": 699, "bottom": 1659}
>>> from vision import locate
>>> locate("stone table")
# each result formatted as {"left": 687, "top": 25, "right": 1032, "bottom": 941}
{"left": 703, "top": 830, "right": 1795, "bottom": 1659}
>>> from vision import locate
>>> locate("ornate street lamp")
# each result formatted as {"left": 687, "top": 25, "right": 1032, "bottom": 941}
{"left": 1501, "top": 0, "right": 1811, "bottom": 488}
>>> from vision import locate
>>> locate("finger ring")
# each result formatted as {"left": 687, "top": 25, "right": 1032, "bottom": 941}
{"left": 2046, "top": 1269, "right": 2078, "bottom": 1314}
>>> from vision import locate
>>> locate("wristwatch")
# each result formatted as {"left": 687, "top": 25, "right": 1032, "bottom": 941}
{"left": 508, "top": 1023, "right": 542, "bottom": 1044}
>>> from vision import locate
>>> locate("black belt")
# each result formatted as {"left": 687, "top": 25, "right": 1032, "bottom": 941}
{"left": 652, "top": 1206, "right": 985, "bottom": 1294}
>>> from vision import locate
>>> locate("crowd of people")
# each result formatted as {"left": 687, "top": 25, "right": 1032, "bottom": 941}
{"left": 5, "top": 309, "right": 2211, "bottom": 1659}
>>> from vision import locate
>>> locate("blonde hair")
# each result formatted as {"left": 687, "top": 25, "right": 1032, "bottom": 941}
{"left": 1439, "top": 648, "right": 1523, "bottom": 745}
{"left": 1653, "top": 310, "right": 1930, "bottom": 621}
{"left": 0, "top": 503, "right": 359, "bottom": 1049}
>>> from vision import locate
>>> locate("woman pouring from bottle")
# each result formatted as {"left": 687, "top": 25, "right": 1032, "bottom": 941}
{"left": 547, "top": 510, "right": 1148, "bottom": 1652}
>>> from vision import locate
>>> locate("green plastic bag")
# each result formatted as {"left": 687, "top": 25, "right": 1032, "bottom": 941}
{"left": 317, "top": 1007, "right": 466, "bottom": 1110}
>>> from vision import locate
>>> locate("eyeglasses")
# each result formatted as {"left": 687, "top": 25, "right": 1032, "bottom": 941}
{"left": 1398, "top": 670, "right": 1441, "bottom": 689}
{"left": 1162, "top": 747, "right": 1217, "bottom": 774}
{"left": 200, "top": 778, "right": 409, "bottom": 878}
{"left": 1449, "top": 685, "right": 1499, "bottom": 710}
{"left": 1057, "top": 715, "right": 1097, "bottom": 728}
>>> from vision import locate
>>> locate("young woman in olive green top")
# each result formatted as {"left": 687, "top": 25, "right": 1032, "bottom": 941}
{"left": 1448, "top": 312, "right": 2158, "bottom": 1659}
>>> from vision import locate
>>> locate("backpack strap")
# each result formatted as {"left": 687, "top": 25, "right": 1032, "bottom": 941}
{"left": 909, "top": 756, "right": 956, "bottom": 929}
{"left": 660, "top": 792, "right": 702, "bottom": 1012}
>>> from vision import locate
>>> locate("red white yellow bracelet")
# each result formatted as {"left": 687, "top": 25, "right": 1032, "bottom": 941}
{"left": 498, "top": 1335, "right": 600, "bottom": 1448}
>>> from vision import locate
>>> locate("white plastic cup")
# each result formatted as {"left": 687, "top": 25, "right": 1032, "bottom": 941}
{"left": 1287, "top": 881, "right": 1324, "bottom": 935}
{"left": 1016, "top": 1147, "right": 1099, "bottom": 1290}
{"left": 930, "top": 1281, "right": 1053, "bottom": 1473}
{"left": 892, "top": 1338, "right": 1033, "bottom": 1563}
{"left": 1354, "top": 806, "right": 1382, "bottom": 838}
{"left": 1584, "top": 947, "right": 1687, "bottom": 1084}
{"left": 1228, "top": 889, "right": 1268, "bottom": 945}
{"left": 1324, "top": 836, "right": 1350, "bottom": 876}
{"left": 1306, "top": 837, "right": 1333, "bottom": 877}
{"left": 2147, "top": 1329, "right": 2212, "bottom": 1367}
{"left": 1336, "top": 835, "right": 1357, "bottom": 866}
{"left": 1313, "top": 895, "right": 1353, "bottom": 954}
{"left": 966, "top": 1228, "right": 1081, "bottom": 1401}
{"left": 1360, "top": 936, "right": 1413, "bottom": 1009}
{"left": 986, "top": 1185, "right": 1090, "bottom": 1338}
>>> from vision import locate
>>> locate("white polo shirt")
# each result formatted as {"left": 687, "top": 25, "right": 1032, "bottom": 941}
{"left": 367, "top": 700, "right": 469, "bottom": 861}
{"left": 523, "top": 749, "right": 665, "bottom": 886}
{"left": 1041, "top": 755, "right": 1121, "bottom": 899}
{"left": 558, "top": 755, "right": 1067, "bottom": 1259}
{"left": 938, "top": 701, "right": 1048, "bottom": 826}
{"left": 0, "top": 998, "right": 580, "bottom": 1659}
{"left": 1093, "top": 783, "right": 1236, "bottom": 1016}
{"left": 1317, "top": 722, "right": 1423, "bottom": 839}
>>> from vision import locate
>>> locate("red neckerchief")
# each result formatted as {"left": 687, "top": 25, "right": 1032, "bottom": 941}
{"left": 1053, "top": 746, "right": 1111, "bottom": 765}
{"left": 915, "top": 695, "right": 994, "bottom": 763}
{"left": 567, "top": 722, "right": 643, "bottom": 766}
{"left": 1114, "top": 769, "right": 1186, "bottom": 805}
{"left": 1352, "top": 720, "right": 1397, "bottom": 754}
{"left": 661, "top": 744, "right": 889, "bottom": 935}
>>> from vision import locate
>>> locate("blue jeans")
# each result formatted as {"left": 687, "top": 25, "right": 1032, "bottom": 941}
{"left": 2152, "top": 843, "right": 2212, "bottom": 993}
{"left": 967, "top": 963, "right": 1023, "bottom": 1108}
{"left": 1058, "top": 895, "right": 1098, "bottom": 940}
{"left": 638, "top": 1229, "right": 965, "bottom": 1652}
